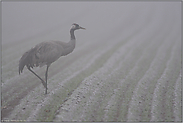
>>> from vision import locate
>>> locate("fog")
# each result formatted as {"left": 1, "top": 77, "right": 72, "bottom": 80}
{"left": 2, "top": 2, "right": 182, "bottom": 121}
{"left": 2, "top": 2, "right": 181, "bottom": 46}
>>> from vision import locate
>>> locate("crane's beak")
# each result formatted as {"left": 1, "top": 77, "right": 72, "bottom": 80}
{"left": 80, "top": 26, "right": 86, "bottom": 30}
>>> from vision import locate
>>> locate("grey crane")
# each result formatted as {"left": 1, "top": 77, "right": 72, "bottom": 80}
{"left": 19, "top": 23, "right": 85, "bottom": 94}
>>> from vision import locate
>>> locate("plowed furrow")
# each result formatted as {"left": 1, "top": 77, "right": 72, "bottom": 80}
{"left": 173, "top": 72, "right": 182, "bottom": 122}
{"left": 150, "top": 37, "right": 181, "bottom": 121}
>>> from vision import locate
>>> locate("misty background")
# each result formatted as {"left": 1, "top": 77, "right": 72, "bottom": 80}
{"left": 2, "top": 2, "right": 181, "bottom": 46}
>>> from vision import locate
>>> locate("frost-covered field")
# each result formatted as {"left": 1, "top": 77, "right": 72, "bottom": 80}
{"left": 2, "top": 2, "right": 181, "bottom": 122}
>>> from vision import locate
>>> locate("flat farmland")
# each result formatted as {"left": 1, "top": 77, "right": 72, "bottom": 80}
{"left": 2, "top": 2, "right": 181, "bottom": 122}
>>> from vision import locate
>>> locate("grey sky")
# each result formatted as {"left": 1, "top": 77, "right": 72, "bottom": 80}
{"left": 2, "top": 2, "right": 181, "bottom": 45}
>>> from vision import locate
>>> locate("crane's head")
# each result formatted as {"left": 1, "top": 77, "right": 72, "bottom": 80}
{"left": 71, "top": 23, "right": 86, "bottom": 30}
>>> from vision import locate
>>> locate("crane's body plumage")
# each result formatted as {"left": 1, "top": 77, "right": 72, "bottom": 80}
{"left": 19, "top": 23, "right": 85, "bottom": 94}
{"left": 19, "top": 40, "right": 75, "bottom": 73}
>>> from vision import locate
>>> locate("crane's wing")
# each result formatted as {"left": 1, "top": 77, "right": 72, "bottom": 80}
{"left": 19, "top": 41, "right": 64, "bottom": 74}
{"left": 34, "top": 41, "right": 64, "bottom": 67}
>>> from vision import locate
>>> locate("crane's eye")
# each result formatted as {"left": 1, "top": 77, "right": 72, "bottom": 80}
{"left": 75, "top": 24, "right": 79, "bottom": 27}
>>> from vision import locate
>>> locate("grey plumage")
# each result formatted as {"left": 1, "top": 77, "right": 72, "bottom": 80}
{"left": 19, "top": 23, "right": 85, "bottom": 94}
{"left": 19, "top": 41, "right": 66, "bottom": 73}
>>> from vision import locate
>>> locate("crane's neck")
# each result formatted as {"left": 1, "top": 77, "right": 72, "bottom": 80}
{"left": 62, "top": 29, "right": 76, "bottom": 56}
{"left": 70, "top": 29, "right": 75, "bottom": 40}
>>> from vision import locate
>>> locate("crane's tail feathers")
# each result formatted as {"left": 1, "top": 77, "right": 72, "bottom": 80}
{"left": 19, "top": 49, "right": 34, "bottom": 74}
{"left": 19, "top": 51, "right": 28, "bottom": 74}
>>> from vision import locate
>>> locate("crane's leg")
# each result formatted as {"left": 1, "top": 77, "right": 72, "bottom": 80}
{"left": 27, "top": 67, "right": 47, "bottom": 89}
{"left": 45, "top": 65, "right": 50, "bottom": 94}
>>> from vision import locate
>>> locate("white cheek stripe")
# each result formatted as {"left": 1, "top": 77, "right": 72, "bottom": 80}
{"left": 71, "top": 25, "right": 76, "bottom": 29}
